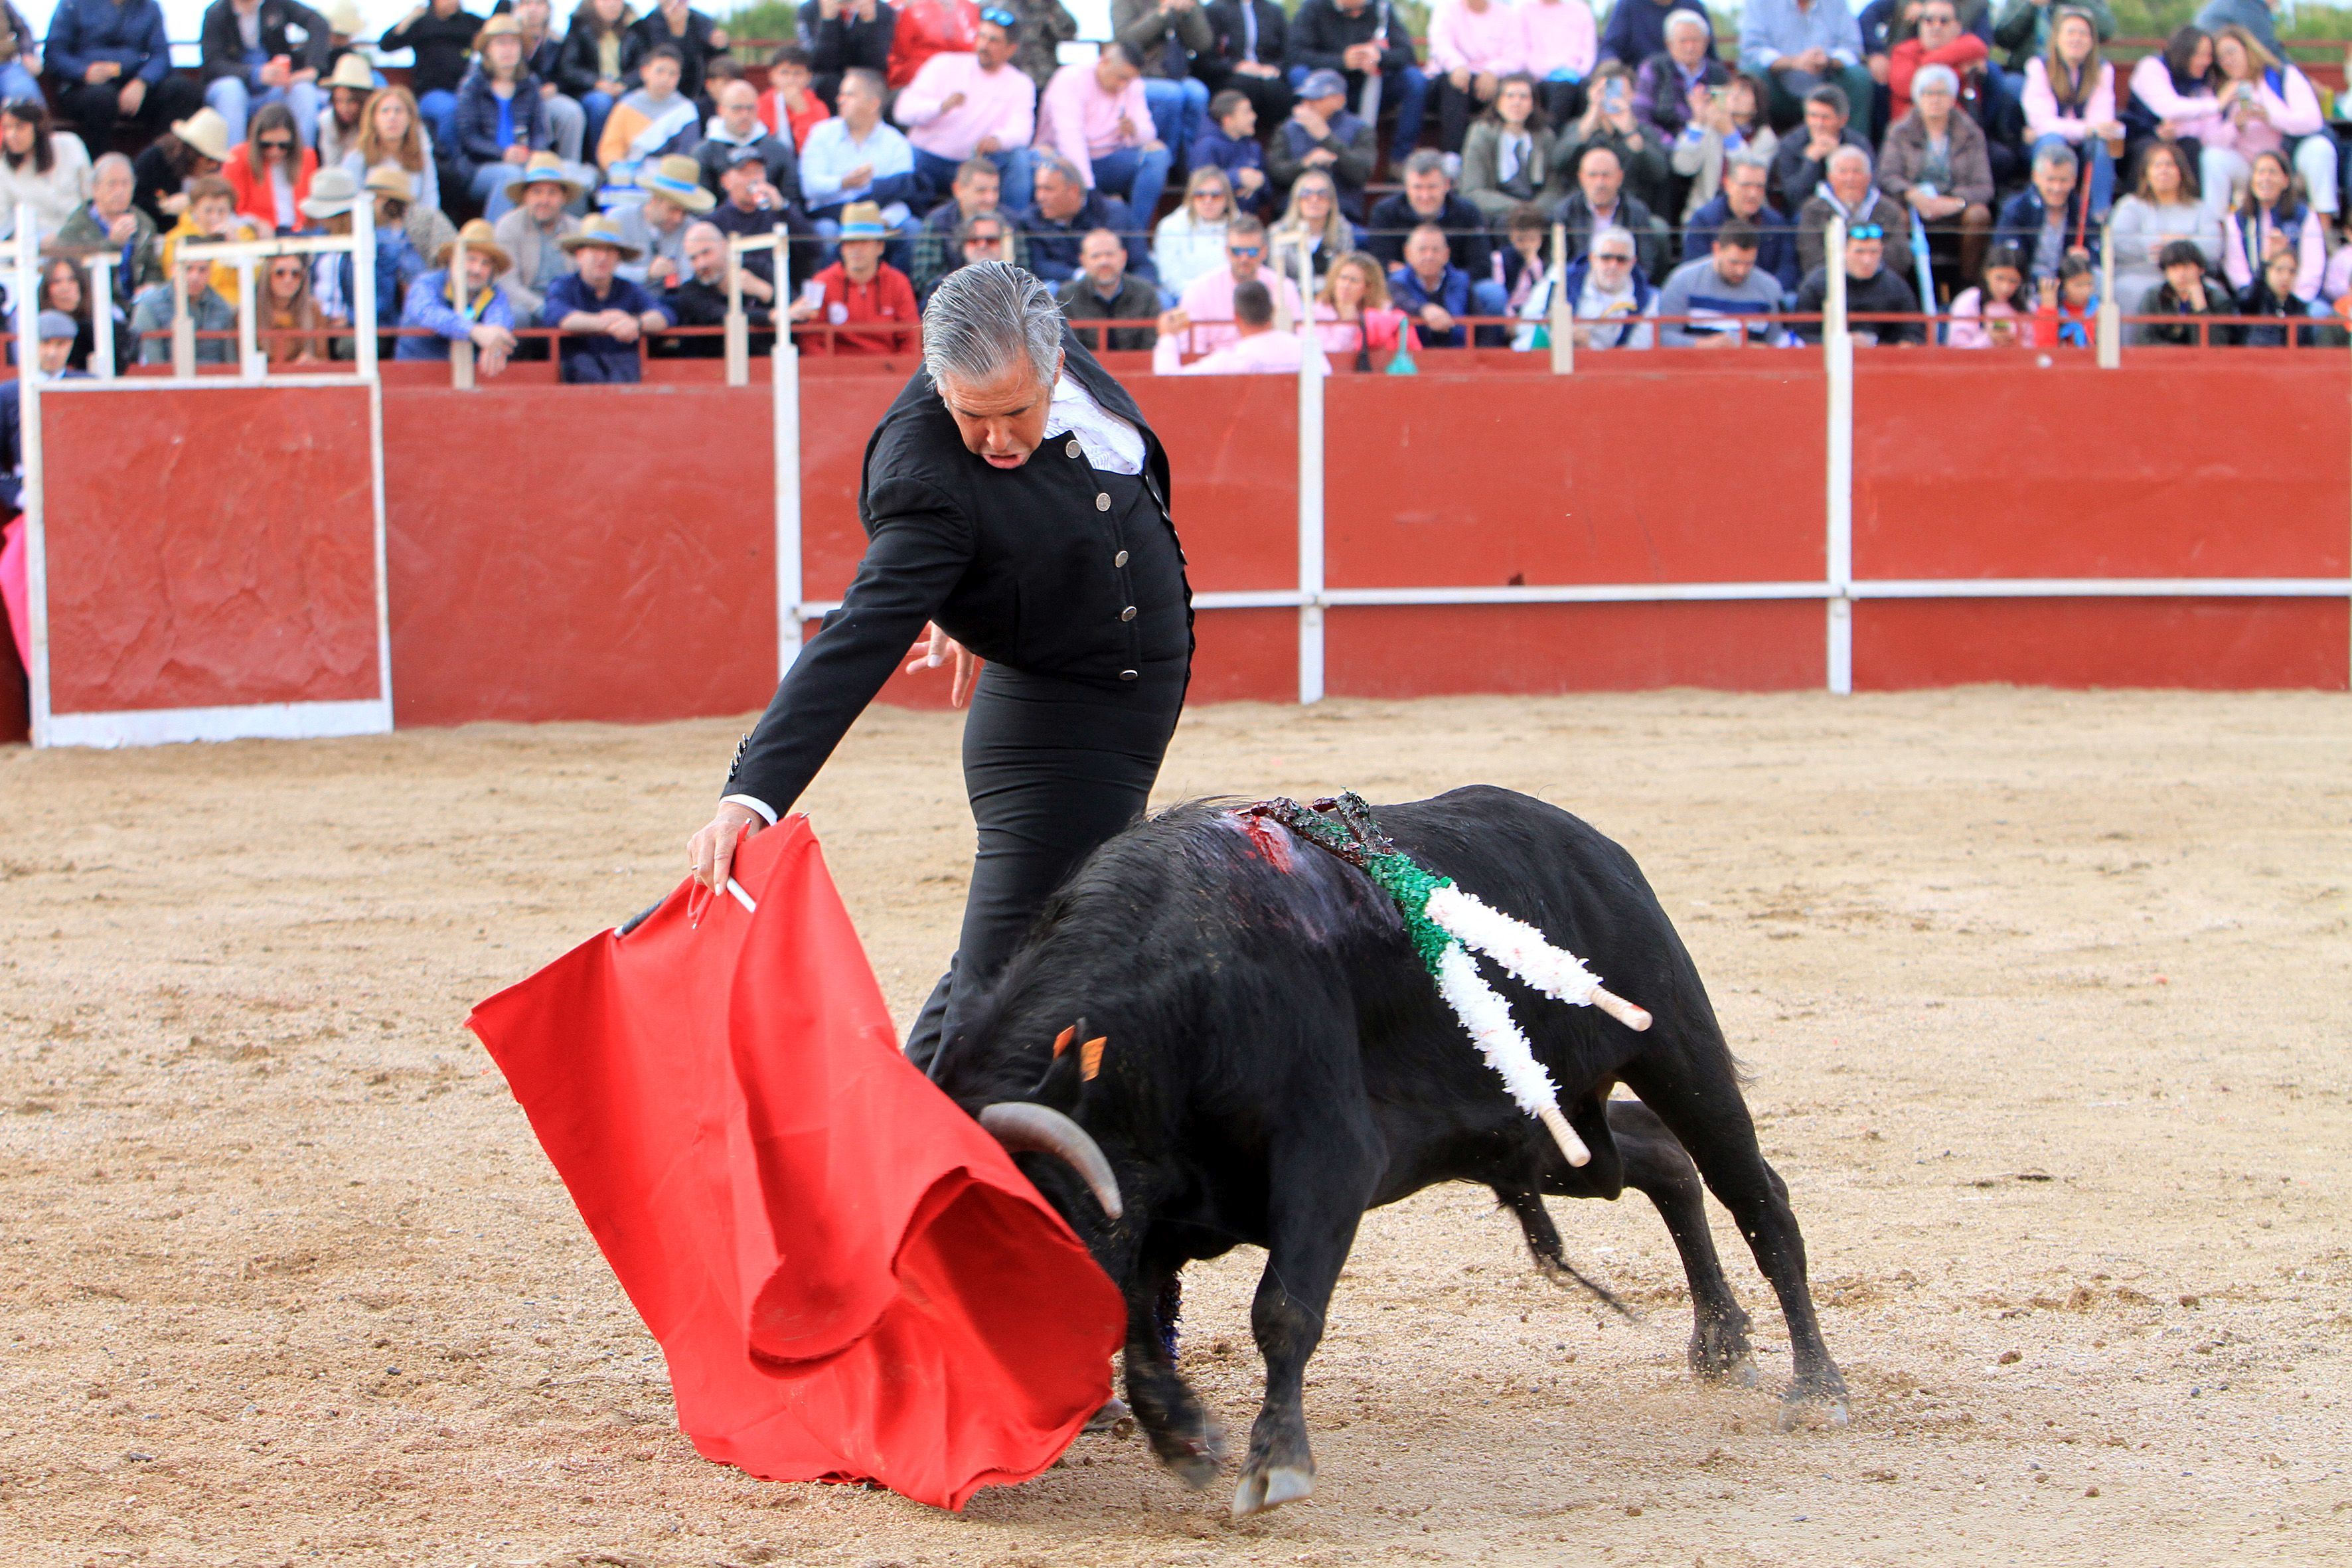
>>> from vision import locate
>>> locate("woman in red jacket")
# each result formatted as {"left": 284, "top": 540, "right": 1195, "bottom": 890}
{"left": 223, "top": 102, "right": 318, "bottom": 233}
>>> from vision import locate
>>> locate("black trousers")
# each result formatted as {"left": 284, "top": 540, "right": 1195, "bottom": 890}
{"left": 1202, "top": 65, "right": 1294, "bottom": 137}
{"left": 904, "top": 658, "right": 1186, "bottom": 1071}
{"left": 1435, "top": 77, "right": 1497, "bottom": 155}
{"left": 54, "top": 75, "right": 204, "bottom": 157}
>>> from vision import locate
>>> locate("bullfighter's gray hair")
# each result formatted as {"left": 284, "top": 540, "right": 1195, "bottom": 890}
{"left": 922, "top": 261, "right": 1063, "bottom": 392}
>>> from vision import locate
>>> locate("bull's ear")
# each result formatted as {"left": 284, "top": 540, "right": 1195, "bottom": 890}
{"left": 1030, "top": 1040, "right": 1085, "bottom": 1113}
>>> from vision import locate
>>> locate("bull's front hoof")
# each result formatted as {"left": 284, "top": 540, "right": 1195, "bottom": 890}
{"left": 1231, "top": 1464, "right": 1314, "bottom": 1518}
{"left": 1085, "top": 1396, "right": 1136, "bottom": 1438}
{"left": 1697, "top": 1348, "right": 1759, "bottom": 1388}
{"left": 1147, "top": 1415, "right": 1227, "bottom": 1490}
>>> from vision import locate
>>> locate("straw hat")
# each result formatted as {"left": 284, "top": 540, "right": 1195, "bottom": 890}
{"left": 299, "top": 165, "right": 361, "bottom": 218}
{"left": 560, "top": 214, "right": 643, "bottom": 260}
{"left": 363, "top": 164, "right": 416, "bottom": 203}
{"left": 836, "top": 200, "right": 887, "bottom": 240}
{"left": 436, "top": 217, "right": 513, "bottom": 276}
{"left": 637, "top": 153, "right": 714, "bottom": 213}
{"left": 324, "top": 53, "right": 378, "bottom": 93}
{"left": 169, "top": 107, "right": 233, "bottom": 163}
{"left": 504, "top": 149, "right": 586, "bottom": 204}
{"left": 323, "top": 0, "right": 365, "bottom": 35}
{"left": 474, "top": 13, "right": 522, "bottom": 46}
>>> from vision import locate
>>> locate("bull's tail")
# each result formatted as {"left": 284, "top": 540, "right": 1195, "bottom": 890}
{"left": 1495, "top": 1186, "right": 1637, "bottom": 1321}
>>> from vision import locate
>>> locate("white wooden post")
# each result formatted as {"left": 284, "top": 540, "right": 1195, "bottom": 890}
{"left": 171, "top": 260, "right": 195, "bottom": 377}
{"left": 1824, "top": 214, "right": 1853, "bottom": 696}
{"left": 85, "top": 254, "right": 116, "bottom": 377}
{"left": 2096, "top": 222, "right": 2120, "bottom": 369}
{"left": 772, "top": 246, "right": 803, "bottom": 679}
{"left": 236, "top": 257, "right": 263, "bottom": 376}
{"left": 1296, "top": 242, "right": 1325, "bottom": 705}
{"left": 448, "top": 231, "right": 475, "bottom": 388}
{"left": 15, "top": 206, "right": 48, "bottom": 744}
{"left": 1548, "top": 222, "right": 1572, "bottom": 373}
{"left": 724, "top": 235, "right": 749, "bottom": 386}
{"left": 353, "top": 194, "right": 378, "bottom": 378}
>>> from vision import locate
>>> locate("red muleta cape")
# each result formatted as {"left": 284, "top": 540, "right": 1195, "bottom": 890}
{"left": 467, "top": 816, "right": 1126, "bottom": 1509}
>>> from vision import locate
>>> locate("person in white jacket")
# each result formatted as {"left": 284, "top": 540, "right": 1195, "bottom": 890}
{"left": 1151, "top": 165, "right": 1234, "bottom": 303}
{"left": 0, "top": 100, "right": 92, "bottom": 243}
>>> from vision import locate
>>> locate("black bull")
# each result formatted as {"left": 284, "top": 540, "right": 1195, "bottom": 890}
{"left": 932, "top": 786, "right": 1849, "bottom": 1516}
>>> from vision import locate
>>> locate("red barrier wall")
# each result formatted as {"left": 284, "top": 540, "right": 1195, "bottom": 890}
{"left": 17, "top": 353, "right": 2351, "bottom": 742}
{"left": 1851, "top": 352, "right": 2350, "bottom": 689}
{"left": 383, "top": 383, "right": 779, "bottom": 726}
{"left": 1321, "top": 365, "right": 1830, "bottom": 695}
{"left": 42, "top": 384, "right": 380, "bottom": 714}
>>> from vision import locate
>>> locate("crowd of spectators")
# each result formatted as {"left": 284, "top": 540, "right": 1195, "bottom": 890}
{"left": 7, "top": 0, "right": 2352, "bottom": 384}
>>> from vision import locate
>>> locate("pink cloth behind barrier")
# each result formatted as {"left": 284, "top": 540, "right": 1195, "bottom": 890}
{"left": 0, "top": 518, "right": 27, "bottom": 674}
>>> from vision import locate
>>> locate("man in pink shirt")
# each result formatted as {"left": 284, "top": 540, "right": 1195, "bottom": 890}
{"left": 1429, "top": 0, "right": 1524, "bottom": 153}
{"left": 1171, "top": 214, "right": 1306, "bottom": 352}
{"left": 895, "top": 7, "right": 1040, "bottom": 210}
{"left": 1036, "top": 41, "right": 1173, "bottom": 230}
{"left": 1520, "top": 0, "right": 1600, "bottom": 123}
{"left": 1153, "top": 277, "right": 1329, "bottom": 372}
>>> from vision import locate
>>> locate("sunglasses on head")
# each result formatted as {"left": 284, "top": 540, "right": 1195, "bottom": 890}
{"left": 1847, "top": 223, "right": 1885, "bottom": 240}
{"left": 0, "top": 96, "right": 40, "bottom": 119}
{"left": 979, "top": 6, "right": 1017, "bottom": 26}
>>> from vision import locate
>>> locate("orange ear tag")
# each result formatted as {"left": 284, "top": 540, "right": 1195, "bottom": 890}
{"left": 1052, "top": 1026, "right": 1075, "bottom": 1058}
{"left": 1079, "top": 1037, "right": 1106, "bottom": 1081}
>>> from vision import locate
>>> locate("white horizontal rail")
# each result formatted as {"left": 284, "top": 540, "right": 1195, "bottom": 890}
{"left": 42, "top": 374, "right": 368, "bottom": 393}
{"left": 178, "top": 234, "right": 361, "bottom": 261}
{"left": 795, "top": 576, "right": 2352, "bottom": 624}
{"left": 1850, "top": 578, "right": 2352, "bottom": 599}
{"left": 1325, "top": 582, "right": 1832, "bottom": 606}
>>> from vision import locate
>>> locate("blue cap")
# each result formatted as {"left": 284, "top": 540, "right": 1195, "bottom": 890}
{"left": 1300, "top": 68, "right": 1348, "bottom": 100}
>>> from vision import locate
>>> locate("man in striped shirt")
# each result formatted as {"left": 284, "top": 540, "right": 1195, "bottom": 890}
{"left": 1656, "top": 216, "right": 1786, "bottom": 345}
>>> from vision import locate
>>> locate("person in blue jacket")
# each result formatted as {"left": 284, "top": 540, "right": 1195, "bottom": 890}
{"left": 43, "top": 0, "right": 204, "bottom": 153}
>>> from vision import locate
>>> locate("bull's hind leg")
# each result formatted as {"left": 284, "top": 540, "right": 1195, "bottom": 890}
{"left": 1618, "top": 1040, "right": 1848, "bottom": 1429}
{"left": 1608, "top": 1099, "right": 1758, "bottom": 1385}
{"left": 1232, "top": 1133, "right": 1377, "bottom": 1518}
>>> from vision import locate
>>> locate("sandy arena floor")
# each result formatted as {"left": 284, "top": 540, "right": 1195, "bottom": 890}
{"left": 2, "top": 688, "right": 2348, "bottom": 1567}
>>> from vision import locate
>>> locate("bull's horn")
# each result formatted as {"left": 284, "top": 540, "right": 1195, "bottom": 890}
{"left": 980, "top": 1103, "right": 1125, "bottom": 1220}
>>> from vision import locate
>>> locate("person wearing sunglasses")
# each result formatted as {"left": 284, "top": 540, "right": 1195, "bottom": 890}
{"left": 223, "top": 101, "right": 317, "bottom": 233}
{"left": 0, "top": 95, "right": 92, "bottom": 243}
{"left": 196, "top": 0, "right": 333, "bottom": 151}
{"left": 1171, "top": 212, "right": 1304, "bottom": 353}
{"left": 894, "top": 7, "right": 1038, "bottom": 212}
{"left": 1791, "top": 216, "right": 1924, "bottom": 344}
